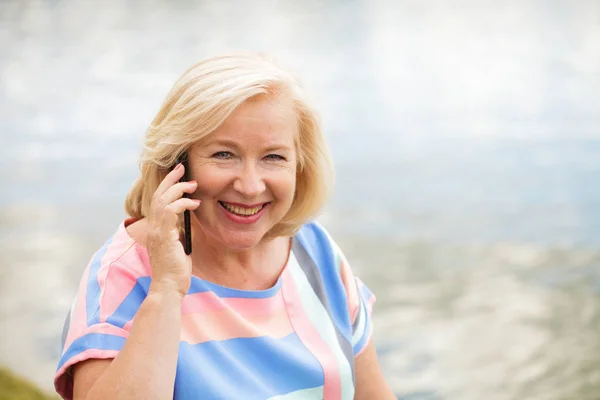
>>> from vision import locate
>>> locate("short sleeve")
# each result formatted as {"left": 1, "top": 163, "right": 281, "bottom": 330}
{"left": 294, "top": 222, "right": 377, "bottom": 358}
{"left": 54, "top": 236, "right": 150, "bottom": 400}
{"left": 334, "top": 242, "right": 376, "bottom": 357}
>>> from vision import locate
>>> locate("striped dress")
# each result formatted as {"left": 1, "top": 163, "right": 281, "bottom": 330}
{"left": 55, "top": 219, "right": 375, "bottom": 400}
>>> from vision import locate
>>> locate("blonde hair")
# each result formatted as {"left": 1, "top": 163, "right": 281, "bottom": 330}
{"left": 125, "top": 52, "right": 334, "bottom": 237}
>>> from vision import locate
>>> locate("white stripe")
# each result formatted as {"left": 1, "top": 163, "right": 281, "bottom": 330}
{"left": 267, "top": 385, "right": 324, "bottom": 399}
{"left": 70, "top": 297, "right": 77, "bottom": 322}
{"left": 288, "top": 255, "right": 355, "bottom": 400}
{"left": 319, "top": 223, "right": 342, "bottom": 271}
{"left": 61, "top": 298, "right": 78, "bottom": 356}
{"left": 351, "top": 299, "right": 366, "bottom": 346}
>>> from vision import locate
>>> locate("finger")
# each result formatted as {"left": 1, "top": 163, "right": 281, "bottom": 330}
{"left": 165, "top": 198, "right": 201, "bottom": 216}
{"left": 154, "top": 163, "right": 186, "bottom": 199}
{"left": 161, "top": 180, "right": 198, "bottom": 205}
{"left": 150, "top": 181, "right": 197, "bottom": 224}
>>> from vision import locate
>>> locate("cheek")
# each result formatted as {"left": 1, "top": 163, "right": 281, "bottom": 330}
{"left": 190, "top": 165, "right": 232, "bottom": 198}
{"left": 270, "top": 170, "right": 296, "bottom": 203}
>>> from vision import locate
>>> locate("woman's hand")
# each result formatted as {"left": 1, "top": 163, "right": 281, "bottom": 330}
{"left": 146, "top": 163, "right": 199, "bottom": 297}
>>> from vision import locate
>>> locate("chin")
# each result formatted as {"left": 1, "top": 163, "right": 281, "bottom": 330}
{"left": 218, "top": 229, "right": 267, "bottom": 250}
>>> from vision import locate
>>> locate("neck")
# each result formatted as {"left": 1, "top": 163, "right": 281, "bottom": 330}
{"left": 189, "top": 220, "right": 290, "bottom": 290}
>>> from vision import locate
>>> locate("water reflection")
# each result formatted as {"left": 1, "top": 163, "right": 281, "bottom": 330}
{"left": 1, "top": 0, "right": 599, "bottom": 398}
{"left": 341, "top": 237, "right": 600, "bottom": 398}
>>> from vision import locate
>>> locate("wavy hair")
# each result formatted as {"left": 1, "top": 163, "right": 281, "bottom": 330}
{"left": 125, "top": 52, "right": 334, "bottom": 237}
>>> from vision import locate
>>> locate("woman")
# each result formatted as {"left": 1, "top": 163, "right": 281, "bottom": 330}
{"left": 55, "top": 52, "right": 394, "bottom": 400}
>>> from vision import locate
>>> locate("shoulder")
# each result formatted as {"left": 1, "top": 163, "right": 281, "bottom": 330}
{"left": 293, "top": 222, "right": 376, "bottom": 357}
{"left": 293, "top": 220, "right": 346, "bottom": 281}
{"left": 295, "top": 220, "right": 341, "bottom": 258}
{"left": 124, "top": 217, "right": 149, "bottom": 247}
{"left": 87, "top": 218, "right": 149, "bottom": 281}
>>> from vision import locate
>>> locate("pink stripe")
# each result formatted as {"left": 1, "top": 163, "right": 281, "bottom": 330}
{"left": 119, "top": 220, "right": 153, "bottom": 277}
{"left": 63, "top": 322, "right": 129, "bottom": 359}
{"left": 88, "top": 230, "right": 135, "bottom": 325}
{"left": 117, "top": 219, "right": 152, "bottom": 277}
{"left": 122, "top": 319, "right": 133, "bottom": 332}
{"left": 97, "top": 221, "right": 149, "bottom": 323}
{"left": 63, "top": 267, "right": 91, "bottom": 353}
{"left": 85, "top": 323, "right": 129, "bottom": 338}
{"left": 181, "top": 306, "right": 293, "bottom": 344}
{"left": 134, "top": 244, "right": 153, "bottom": 276}
{"left": 98, "top": 243, "right": 141, "bottom": 323}
{"left": 64, "top": 226, "right": 142, "bottom": 354}
{"left": 281, "top": 267, "right": 341, "bottom": 400}
{"left": 102, "top": 231, "right": 135, "bottom": 268}
{"left": 56, "top": 324, "right": 129, "bottom": 399}
{"left": 181, "top": 289, "right": 283, "bottom": 315}
{"left": 55, "top": 348, "right": 120, "bottom": 400}
{"left": 339, "top": 258, "right": 359, "bottom": 324}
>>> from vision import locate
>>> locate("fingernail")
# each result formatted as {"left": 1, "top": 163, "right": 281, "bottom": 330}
{"left": 193, "top": 199, "right": 201, "bottom": 203}
{"left": 174, "top": 163, "right": 182, "bottom": 171}
{"left": 189, "top": 180, "right": 197, "bottom": 185}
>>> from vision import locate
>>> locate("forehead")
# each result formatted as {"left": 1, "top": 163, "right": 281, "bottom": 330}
{"left": 206, "top": 95, "right": 298, "bottom": 146}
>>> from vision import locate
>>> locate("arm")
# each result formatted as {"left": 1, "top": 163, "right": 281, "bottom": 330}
{"left": 354, "top": 341, "right": 396, "bottom": 400}
{"left": 324, "top": 230, "right": 395, "bottom": 398}
{"left": 69, "top": 163, "right": 199, "bottom": 400}
{"left": 292, "top": 223, "right": 395, "bottom": 399}
{"left": 73, "top": 284, "right": 183, "bottom": 400}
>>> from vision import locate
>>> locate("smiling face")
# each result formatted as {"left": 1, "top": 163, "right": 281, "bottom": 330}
{"left": 187, "top": 94, "right": 298, "bottom": 250}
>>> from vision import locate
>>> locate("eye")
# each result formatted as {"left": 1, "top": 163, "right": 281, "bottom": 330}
{"left": 264, "top": 154, "right": 286, "bottom": 161}
{"left": 212, "top": 151, "right": 233, "bottom": 160}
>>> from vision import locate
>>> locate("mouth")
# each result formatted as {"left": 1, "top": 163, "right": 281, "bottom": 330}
{"left": 218, "top": 201, "right": 269, "bottom": 217}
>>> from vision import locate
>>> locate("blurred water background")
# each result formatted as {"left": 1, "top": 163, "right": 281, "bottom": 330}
{"left": 1, "top": 0, "right": 599, "bottom": 399}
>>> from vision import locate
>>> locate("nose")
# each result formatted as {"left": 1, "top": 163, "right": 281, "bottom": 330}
{"left": 233, "top": 162, "right": 266, "bottom": 198}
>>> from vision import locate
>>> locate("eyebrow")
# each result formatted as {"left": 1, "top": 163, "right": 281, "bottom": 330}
{"left": 205, "top": 139, "right": 239, "bottom": 149}
{"left": 206, "top": 138, "right": 293, "bottom": 152}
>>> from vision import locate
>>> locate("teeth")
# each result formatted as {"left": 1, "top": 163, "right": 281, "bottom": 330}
{"left": 222, "top": 202, "right": 263, "bottom": 216}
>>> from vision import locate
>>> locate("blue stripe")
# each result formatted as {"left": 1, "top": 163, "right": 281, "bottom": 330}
{"left": 106, "top": 277, "right": 151, "bottom": 328}
{"left": 359, "top": 281, "right": 374, "bottom": 303}
{"left": 86, "top": 238, "right": 113, "bottom": 327}
{"left": 294, "top": 222, "right": 353, "bottom": 341}
{"left": 175, "top": 333, "right": 323, "bottom": 400}
{"left": 57, "top": 333, "right": 126, "bottom": 371}
{"left": 352, "top": 300, "right": 373, "bottom": 355}
{"left": 188, "top": 275, "right": 282, "bottom": 298}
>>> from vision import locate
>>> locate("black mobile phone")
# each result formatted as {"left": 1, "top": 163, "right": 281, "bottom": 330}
{"left": 175, "top": 153, "right": 192, "bottom": 255}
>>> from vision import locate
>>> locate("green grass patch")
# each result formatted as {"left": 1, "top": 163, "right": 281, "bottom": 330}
{"left": 0, "top": 367, "right": 59, "bottom": 400}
